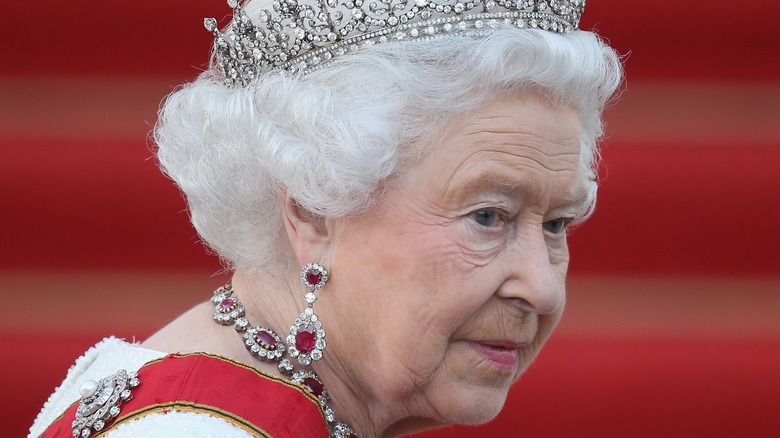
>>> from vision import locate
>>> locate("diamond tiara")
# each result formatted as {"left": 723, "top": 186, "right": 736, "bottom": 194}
{"left": 204, "top": 0, "right": 586, "bottom": 86}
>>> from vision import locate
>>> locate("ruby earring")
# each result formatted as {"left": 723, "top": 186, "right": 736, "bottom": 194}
{"left": 287, "top": 263, "right": 328, "bottom": 367}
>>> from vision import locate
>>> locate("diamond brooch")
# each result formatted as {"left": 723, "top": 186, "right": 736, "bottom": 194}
{"left": 71, "top": 369, "right": 139, "bottom": 438}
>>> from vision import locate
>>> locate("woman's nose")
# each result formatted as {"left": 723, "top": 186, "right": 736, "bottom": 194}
{"left": 496, "top": 227, "right": 566, "bottom": 315}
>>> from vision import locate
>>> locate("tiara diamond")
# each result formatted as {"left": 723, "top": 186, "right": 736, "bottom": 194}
{"left": 205, "top": 0, "right": 585, "bottom": 85}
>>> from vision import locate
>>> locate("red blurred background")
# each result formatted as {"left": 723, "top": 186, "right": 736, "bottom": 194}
{"left": 2, "top": 1, "right": 779, "bottom": 437}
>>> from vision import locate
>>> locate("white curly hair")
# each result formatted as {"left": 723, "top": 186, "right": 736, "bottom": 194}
{"left": 154, "top": 4, "right": 623, "bottom": 271}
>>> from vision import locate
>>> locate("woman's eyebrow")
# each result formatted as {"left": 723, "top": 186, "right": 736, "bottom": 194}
{"left": 443, "top": 172, "right": 521, "bottom": 203}
{"left": 552, "top": 190, "right": 590, "bottom": 212}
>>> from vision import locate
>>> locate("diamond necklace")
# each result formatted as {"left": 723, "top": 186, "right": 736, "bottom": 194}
{"left": 211, "top": 284, "right": 358, "bottom": 438}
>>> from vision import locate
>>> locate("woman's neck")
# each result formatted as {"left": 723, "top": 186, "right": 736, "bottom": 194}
{"left": 232, "top": 268, "right": 439, "bottom": 438}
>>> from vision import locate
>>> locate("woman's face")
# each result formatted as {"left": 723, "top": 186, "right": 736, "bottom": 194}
{"left": 322, "top": 93, "right": 586, "bottom": 431}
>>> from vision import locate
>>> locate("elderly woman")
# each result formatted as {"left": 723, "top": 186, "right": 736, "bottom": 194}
{"left": 30, "top": 0, "right": 621, "bottom": 437}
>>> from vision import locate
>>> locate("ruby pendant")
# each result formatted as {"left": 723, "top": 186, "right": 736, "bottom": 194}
{"left": 287, "top": 308, "right": 326, "bottom": 366}
{"left": 295, "top": 324, "right": 316, "bottom": 353}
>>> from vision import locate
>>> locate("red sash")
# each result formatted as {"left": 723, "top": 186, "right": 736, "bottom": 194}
{"left": 39, "top": 352, "right": 329, "bottom": 437}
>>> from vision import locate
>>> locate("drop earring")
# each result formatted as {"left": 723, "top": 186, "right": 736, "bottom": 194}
{"left": 287, "top": 263, "right": 328, "bottom": 367}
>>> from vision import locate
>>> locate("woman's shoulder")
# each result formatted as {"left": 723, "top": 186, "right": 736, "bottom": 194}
{"left": 28, "top": 337, "right": 166, "bottom": 438}
{"left": 31, "top": 339, "right": 329, "bottom": 438}
{"left": 140, "top": 301, "right": 221, "bottom": 353}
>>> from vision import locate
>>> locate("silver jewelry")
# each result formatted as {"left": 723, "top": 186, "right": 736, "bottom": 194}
{"left": 204, "top": 0, "right": 586, "bottom": 85}
{"left": 211, "top": 283, "right": 356, "bottom": 437}
{"left": 214, "top": 284, "right": 287, "bottom": 362}
{"left": 72, "top": 369, "right": 139, "bottom": 438}
{"left": 212, "top": 285, "right": 291, "bottom": 370}
{"left": 287, "top": 263, "right": 329, "bottom": 367}
{"left": 212, "top": 285, "right": 246, "bottom": 325}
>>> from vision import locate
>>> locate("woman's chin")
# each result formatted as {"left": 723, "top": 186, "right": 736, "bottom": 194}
{"left": 450, "top": 399, "right": 507, "bottom": 426}
{"left": 428, "top": 384, "right": 511, "bottom": 426}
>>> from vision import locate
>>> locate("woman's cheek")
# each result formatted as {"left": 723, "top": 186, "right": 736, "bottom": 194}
{"left": 454, "top": 220, "right": 507, "bottom": 267}
{"left": 545, "top": 234, "right": 570, "bottom": 266}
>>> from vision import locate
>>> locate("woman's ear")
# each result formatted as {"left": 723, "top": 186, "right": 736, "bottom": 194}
{"left": 281, "top": 193, "right": 333, "bottom": 266}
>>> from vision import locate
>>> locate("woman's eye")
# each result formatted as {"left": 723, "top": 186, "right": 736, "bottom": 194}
{"left": 471, "top": 209, "right": 499, "bottom": 227}
{"left": 543, "top": 218, "right": 567, "bottom": 234}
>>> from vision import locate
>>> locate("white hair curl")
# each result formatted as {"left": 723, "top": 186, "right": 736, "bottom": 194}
{"left": 154, "top": 10, "right": 623, "bottom": 271}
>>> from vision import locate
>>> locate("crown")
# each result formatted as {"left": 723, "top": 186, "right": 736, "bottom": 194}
{"left": 204, "top": 0, "right": 586, "bottom": 86}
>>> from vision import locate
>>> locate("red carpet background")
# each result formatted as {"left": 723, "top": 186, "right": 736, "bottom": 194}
{"left": 2, "top": 1, "right": 779, "bottom": 437}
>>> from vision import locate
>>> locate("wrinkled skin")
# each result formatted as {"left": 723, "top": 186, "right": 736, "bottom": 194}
{"left": 309, "top": 93, "right": 588, "bottom": 436}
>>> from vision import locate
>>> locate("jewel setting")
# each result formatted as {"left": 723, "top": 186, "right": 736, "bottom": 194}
{"left": 291, "top": 369, "right": 329, "bottom": 402}
{"left": 211, "top": 282, "right": 356, "bottom": 437}
{"left": 243, "top": 325, "right": 286, "bottom": 361}
{"left": 212, "top": 286, "right": 246, "bottom": 325}
{"left": 205, "top": 0, "right": 586, "bottom": 84}
{"left": 71, "top": 369, "right": 139, "bottom": 438}
{"left": 301, "top": 263, "right": 328, "bottom": 290}
{"left": 287, "top": 309, "right": 327, "bottom": 366}
{"left": 288, "top": 263, "right": 329, "bottom": 366}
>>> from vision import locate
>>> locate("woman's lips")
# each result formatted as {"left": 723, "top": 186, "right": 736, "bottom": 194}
{"left": 467, "top": 340, "right": 525, "bottom": 371}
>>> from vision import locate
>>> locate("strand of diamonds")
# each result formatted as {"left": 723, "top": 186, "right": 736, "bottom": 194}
{"left": 212, "top": 284, "right": 357, "bottom": 438}
{"left": 72, "top": 370, "right": 140, "bottom": 438}
{"left": 283, "top": 10, "right": 574, "bottom": 75}
{"left": 205, "top": 0, "right": 585, "bottom": 84}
